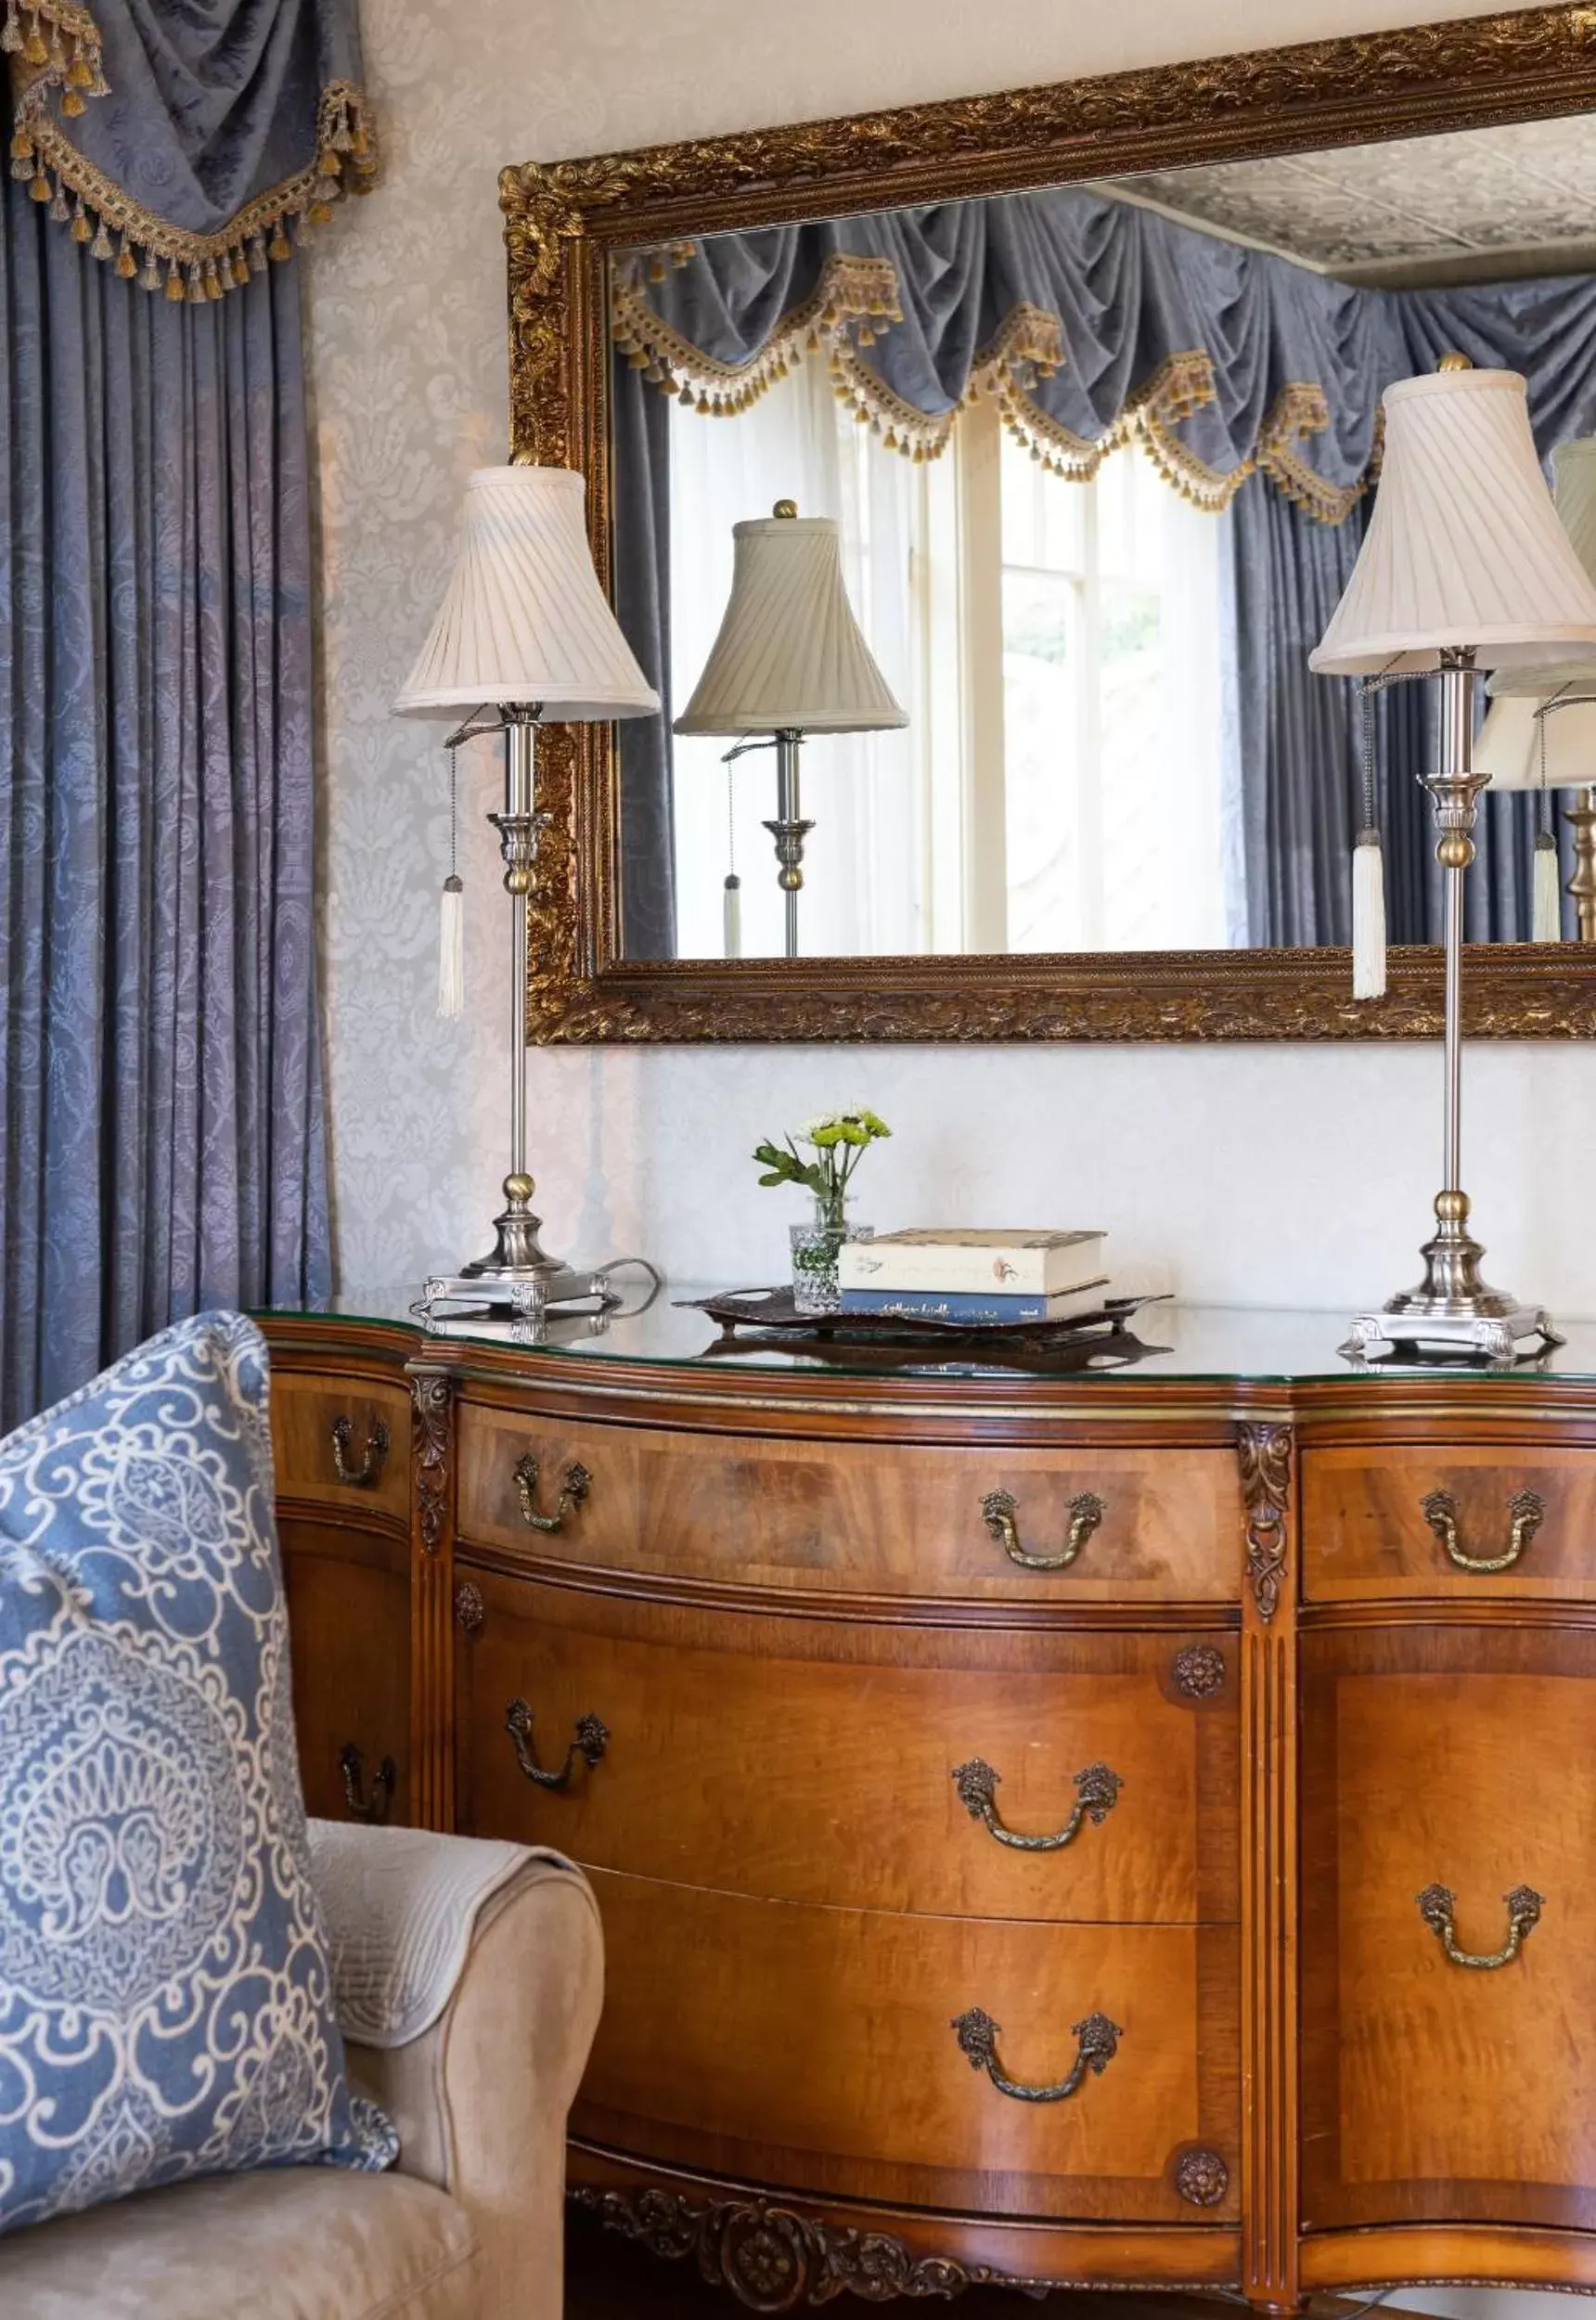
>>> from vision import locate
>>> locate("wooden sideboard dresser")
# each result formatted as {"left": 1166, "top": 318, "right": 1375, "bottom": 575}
{"left": 258, "top": 1295, "right": 1596, "bottom": 2314}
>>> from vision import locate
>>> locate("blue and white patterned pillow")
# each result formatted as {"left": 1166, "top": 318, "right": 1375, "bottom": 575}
{"left": 0, "top": 1312, "right": 393, "bottom": 2236}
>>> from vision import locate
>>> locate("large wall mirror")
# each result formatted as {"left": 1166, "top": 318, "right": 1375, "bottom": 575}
{"left": 502, "top": 5, "right": 1596, "bottom": 1040}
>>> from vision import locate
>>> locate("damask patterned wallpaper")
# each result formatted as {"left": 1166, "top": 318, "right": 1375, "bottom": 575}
{"left": 304, "top": 0, "right": 1596, "bottom": 1321}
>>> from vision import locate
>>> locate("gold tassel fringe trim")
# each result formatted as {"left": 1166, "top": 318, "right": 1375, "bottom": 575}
{"left": 618, "top": 258, "right": 1380, "bottom": 524}
{"left": 612, "top": 251, "right": 904, "bottom": 418}
{"left": 9, "top": 74, "right": 378, "bottom": 297}
{"left": 2, "top": 0, "right": 103, "bottom": 115}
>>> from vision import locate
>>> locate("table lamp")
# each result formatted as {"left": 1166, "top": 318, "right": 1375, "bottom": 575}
{"left": 675, "top": 501, "right": 907, "bottom": 959}
{"left": 396, "top": 465, "right": 660, "bottom": 1308}
{"left": 1310, "top": 364, "right": 1596, "bottom": 1360}
{"left": 1476, "top": 437, "right": 1596, "bottom": 945}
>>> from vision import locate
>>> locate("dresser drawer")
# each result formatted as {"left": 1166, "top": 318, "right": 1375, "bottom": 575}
{"left": 271, "top": 1371, "right": 411, "bottom": 1520}
{"left": 454, "top": 1401, "right": 1239, "bottom": 1603}
{"left": 1302, "top": 1625, "right": 1596, "bottom": 2232}
{"left": 454, "top": 1571, "right": 1237, "bottom": 1923}
{"left": 576, "top": 1871, "right": 1238, "bottom": 2221}
{"left": 279, "top": 1514, "right": 411, "bottom": 1827}
{"left": 1303, "top": 1444, "right": 1596, "bottom": 1601}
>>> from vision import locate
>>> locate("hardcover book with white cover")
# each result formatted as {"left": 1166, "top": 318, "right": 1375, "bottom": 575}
{"left": 837, "top": 1228, "right": 1107, "bottom": 1296}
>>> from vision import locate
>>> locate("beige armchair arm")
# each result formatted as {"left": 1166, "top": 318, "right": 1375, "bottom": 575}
{"left": 308, "top": 1824, "right": 604, "bottom": 2320}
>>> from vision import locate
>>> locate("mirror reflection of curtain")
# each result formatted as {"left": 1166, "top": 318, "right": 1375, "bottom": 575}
{"left": 613, "top": 360, "right": 676, "bottom": 959}
{"left": 615, "top": 187, "right": 1596, "bottom": 954}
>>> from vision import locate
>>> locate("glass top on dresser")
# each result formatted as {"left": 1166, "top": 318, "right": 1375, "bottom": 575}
{"left": 255, "top": 1286, "right": 1596, "bottom": 1385}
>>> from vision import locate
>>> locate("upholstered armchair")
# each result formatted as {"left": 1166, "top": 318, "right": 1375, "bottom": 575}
{"left": 0, "top": 1824, "right": 604, "bottom": 2320}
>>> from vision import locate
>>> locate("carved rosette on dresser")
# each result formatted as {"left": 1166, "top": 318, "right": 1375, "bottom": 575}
{"left": 259, "top": 1307, "right": 1596, "bottom": 2311}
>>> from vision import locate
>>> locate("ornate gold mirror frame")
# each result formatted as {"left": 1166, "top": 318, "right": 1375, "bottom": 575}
{"left": 502, "top": 5, "right": 1596, "bottom": 1043}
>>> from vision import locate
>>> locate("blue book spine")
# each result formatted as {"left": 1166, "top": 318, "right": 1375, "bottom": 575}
{"left": 840, "top": 1288, "right": 1082, "bottom": 1323}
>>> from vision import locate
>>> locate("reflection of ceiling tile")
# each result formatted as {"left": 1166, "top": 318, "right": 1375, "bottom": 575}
{"left": 1103, "top": 116, "right": 1596, "bottom": 285}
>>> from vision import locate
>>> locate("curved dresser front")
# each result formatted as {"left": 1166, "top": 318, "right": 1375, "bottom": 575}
{"left": 259, "top": 1298, "right": 1596, "bottom": 2314}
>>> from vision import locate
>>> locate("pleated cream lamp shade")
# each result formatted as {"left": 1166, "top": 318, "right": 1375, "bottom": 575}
{"left": 675, "top": 509, "right": 907, "bottom": 734}
{"left": 1310, "top": 371, "right": 1596, "bottom": 677}
{"left": 1478, "top": 435, "right": 1596, "bottom": 794}
{"left": 395, "top": 467, "right": 660, "bottom": 719}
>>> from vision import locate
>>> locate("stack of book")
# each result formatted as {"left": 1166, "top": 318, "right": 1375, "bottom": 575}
{"left": 836, "top": 1229, "right": 1110, "bottom": 1325}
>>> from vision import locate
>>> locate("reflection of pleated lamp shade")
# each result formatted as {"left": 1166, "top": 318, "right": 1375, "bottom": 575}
{"left": 1481, "top": 440, "right": 1596, "bottom": 791}
{"left": 1310, "top": 371, "right": 1596, "bottom": 676}
{"left": 396, "top": 467, "right": 660, "bottom": 719}
{"left": 675, "top": 510, "right": 907, "bottom": 735}
{"left": 1474, "top": 691, "right": 1596, "bottom": 792}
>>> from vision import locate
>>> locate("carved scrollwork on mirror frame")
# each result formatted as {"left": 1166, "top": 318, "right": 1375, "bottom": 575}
{"left": 500, "top": 6, "right": 1596, "bottom": 1049}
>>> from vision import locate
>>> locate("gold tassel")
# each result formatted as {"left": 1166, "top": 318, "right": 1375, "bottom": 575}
{"left": 165, "top": 258, "right": 185, "bottom": 301}
{"left": 139, "top": 250, "right": 161, "bottom": 291}
{"left": 89, "top": 217, "right": 113, "bottom": 260}
{"left": 267, "top": 221, "right": 290, "bottom": 262}
{"left": 0, "top": 3, "right": 21, "bottom": 57}
{"left": 231, "top": 249, "right": 250, "bottom": 287}
{"left": 23, "top": 12, "right": 47, "bottom": 67}
{"left": 60, "top": 86, "right": 84, "bottom": 115}
{"left": 115, "top": 232, "right": 136, "bottom": 278}
{"left": 70, "top": 198, "right": 90, "bottom": 242}
{"left": 67, "top": 39, "right": 93, "bottom": 87}
{"left": 29, "top": 163, "right": 51, "bottom": 203}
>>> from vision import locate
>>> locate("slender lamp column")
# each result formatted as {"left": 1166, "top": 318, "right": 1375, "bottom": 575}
{"left": 675, "top": 501, "right": 907, "bottom": 959}
{"left": 1311, "top": 365, "right": 1596, "bottom": 1360}
{"left": 395, "top": 465, "right": 660, "bottom": 1302}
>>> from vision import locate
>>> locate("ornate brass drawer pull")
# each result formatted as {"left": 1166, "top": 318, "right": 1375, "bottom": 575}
{"left": 515, "top": 1454, "right": 591, "bottom": 1534}
{"left": 981, "top": 1488, "right": 1104, "bottom": 1571}
{"left": 952, "top": 1758, "right": 1122, "bottom": 1851}
{"left": 506, "top": 1699, "right": 609, "bottom": 1790}
{"left": 340, "top": 1742, "right": 396, "bottom": 1824}
{"left": 952, "top": 2005, "right": 1121, "bottom": 2103}
{"left": 330, "top": 1414, "right": 390, "bottom": 1489}
{"left": 1416, "top": 1881, "right": 1544, "bottom": 1968}
{"left": 1421, "top": 1487, "right": 1544, "bottom": 1573}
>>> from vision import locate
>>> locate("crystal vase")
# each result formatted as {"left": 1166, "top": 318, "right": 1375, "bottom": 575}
{"left": 789, "top": 1198, "right": 872, "bottom": 1317}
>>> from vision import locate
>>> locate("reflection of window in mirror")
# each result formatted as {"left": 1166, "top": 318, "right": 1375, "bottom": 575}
{"left": 666, "top": 362, "right": 1230, "bottom": 960}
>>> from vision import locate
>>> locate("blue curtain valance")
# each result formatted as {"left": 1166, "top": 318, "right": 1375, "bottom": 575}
{"left": 6, "top": 0, "right": 373, "bottom": 302}
{"left": 616, "top": 187, "right": 1596, "bottom": 526}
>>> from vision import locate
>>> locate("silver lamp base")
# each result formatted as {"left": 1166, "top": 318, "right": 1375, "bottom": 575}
{"left": 415, "top": 1173, "right": 621, "bottom": 1317}
{"left": 1340, "top": 1191, "right": 1562, "bottom": 1364}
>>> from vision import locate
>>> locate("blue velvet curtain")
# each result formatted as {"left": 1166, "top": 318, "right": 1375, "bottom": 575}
{"left": 621, "top": 187, "right": 1596, "bottom": 950}
{"left": 0, "top": 92, "right": 331, "bottom": 1429}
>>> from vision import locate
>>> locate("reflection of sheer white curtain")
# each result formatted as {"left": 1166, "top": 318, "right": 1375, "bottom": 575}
{"left": 669, "top": 363, "right": 924, "bottom": 960}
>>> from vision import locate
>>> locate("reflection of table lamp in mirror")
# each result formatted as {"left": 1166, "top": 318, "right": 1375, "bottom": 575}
{"left": 396, "top": 465, "right": 660, "bottom": 1308}
{"left": 674, "top": 500, "right": 907, "bottom": 959}
{"left": 1310, "top": 364, "right": 1596, "bottom": 1360}
{"left": 1476, "top": 437, "right": 1596, "bottom": 945}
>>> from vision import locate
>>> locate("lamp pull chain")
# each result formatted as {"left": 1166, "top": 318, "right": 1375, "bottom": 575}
{"left": 1532, "top": 694, "right": 1564, "bottom": 942}
{"left": 1352, "top": 658, "right": 1406, "bottom": 1001}
{"left": 724, "top": 753, "right": 741, "bottom": 960}
{"left": 439, "top": 736, "right": 466, "bottom": 1019}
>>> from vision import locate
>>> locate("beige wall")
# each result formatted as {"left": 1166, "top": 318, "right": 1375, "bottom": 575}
{"left": 306, "top": 0, "right": 1596, "bottom": 1320}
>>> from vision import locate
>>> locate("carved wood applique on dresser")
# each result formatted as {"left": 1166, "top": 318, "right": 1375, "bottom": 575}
{"left": 260, "top": 1304, "right": 1596, "bottom": 2312}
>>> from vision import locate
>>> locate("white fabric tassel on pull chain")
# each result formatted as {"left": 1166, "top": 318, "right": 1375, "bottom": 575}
{"left": 438, "top": 874, "right": 465, "bottom": 1017}
{"left": 723, "top": 872, "right": 742, "bottom": 960}
{"left": 1352, "top": 827, "right": 1387, "bottom": 999}
{"left": 1533, "top": 831, "right": 1564, "bottom": 942}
